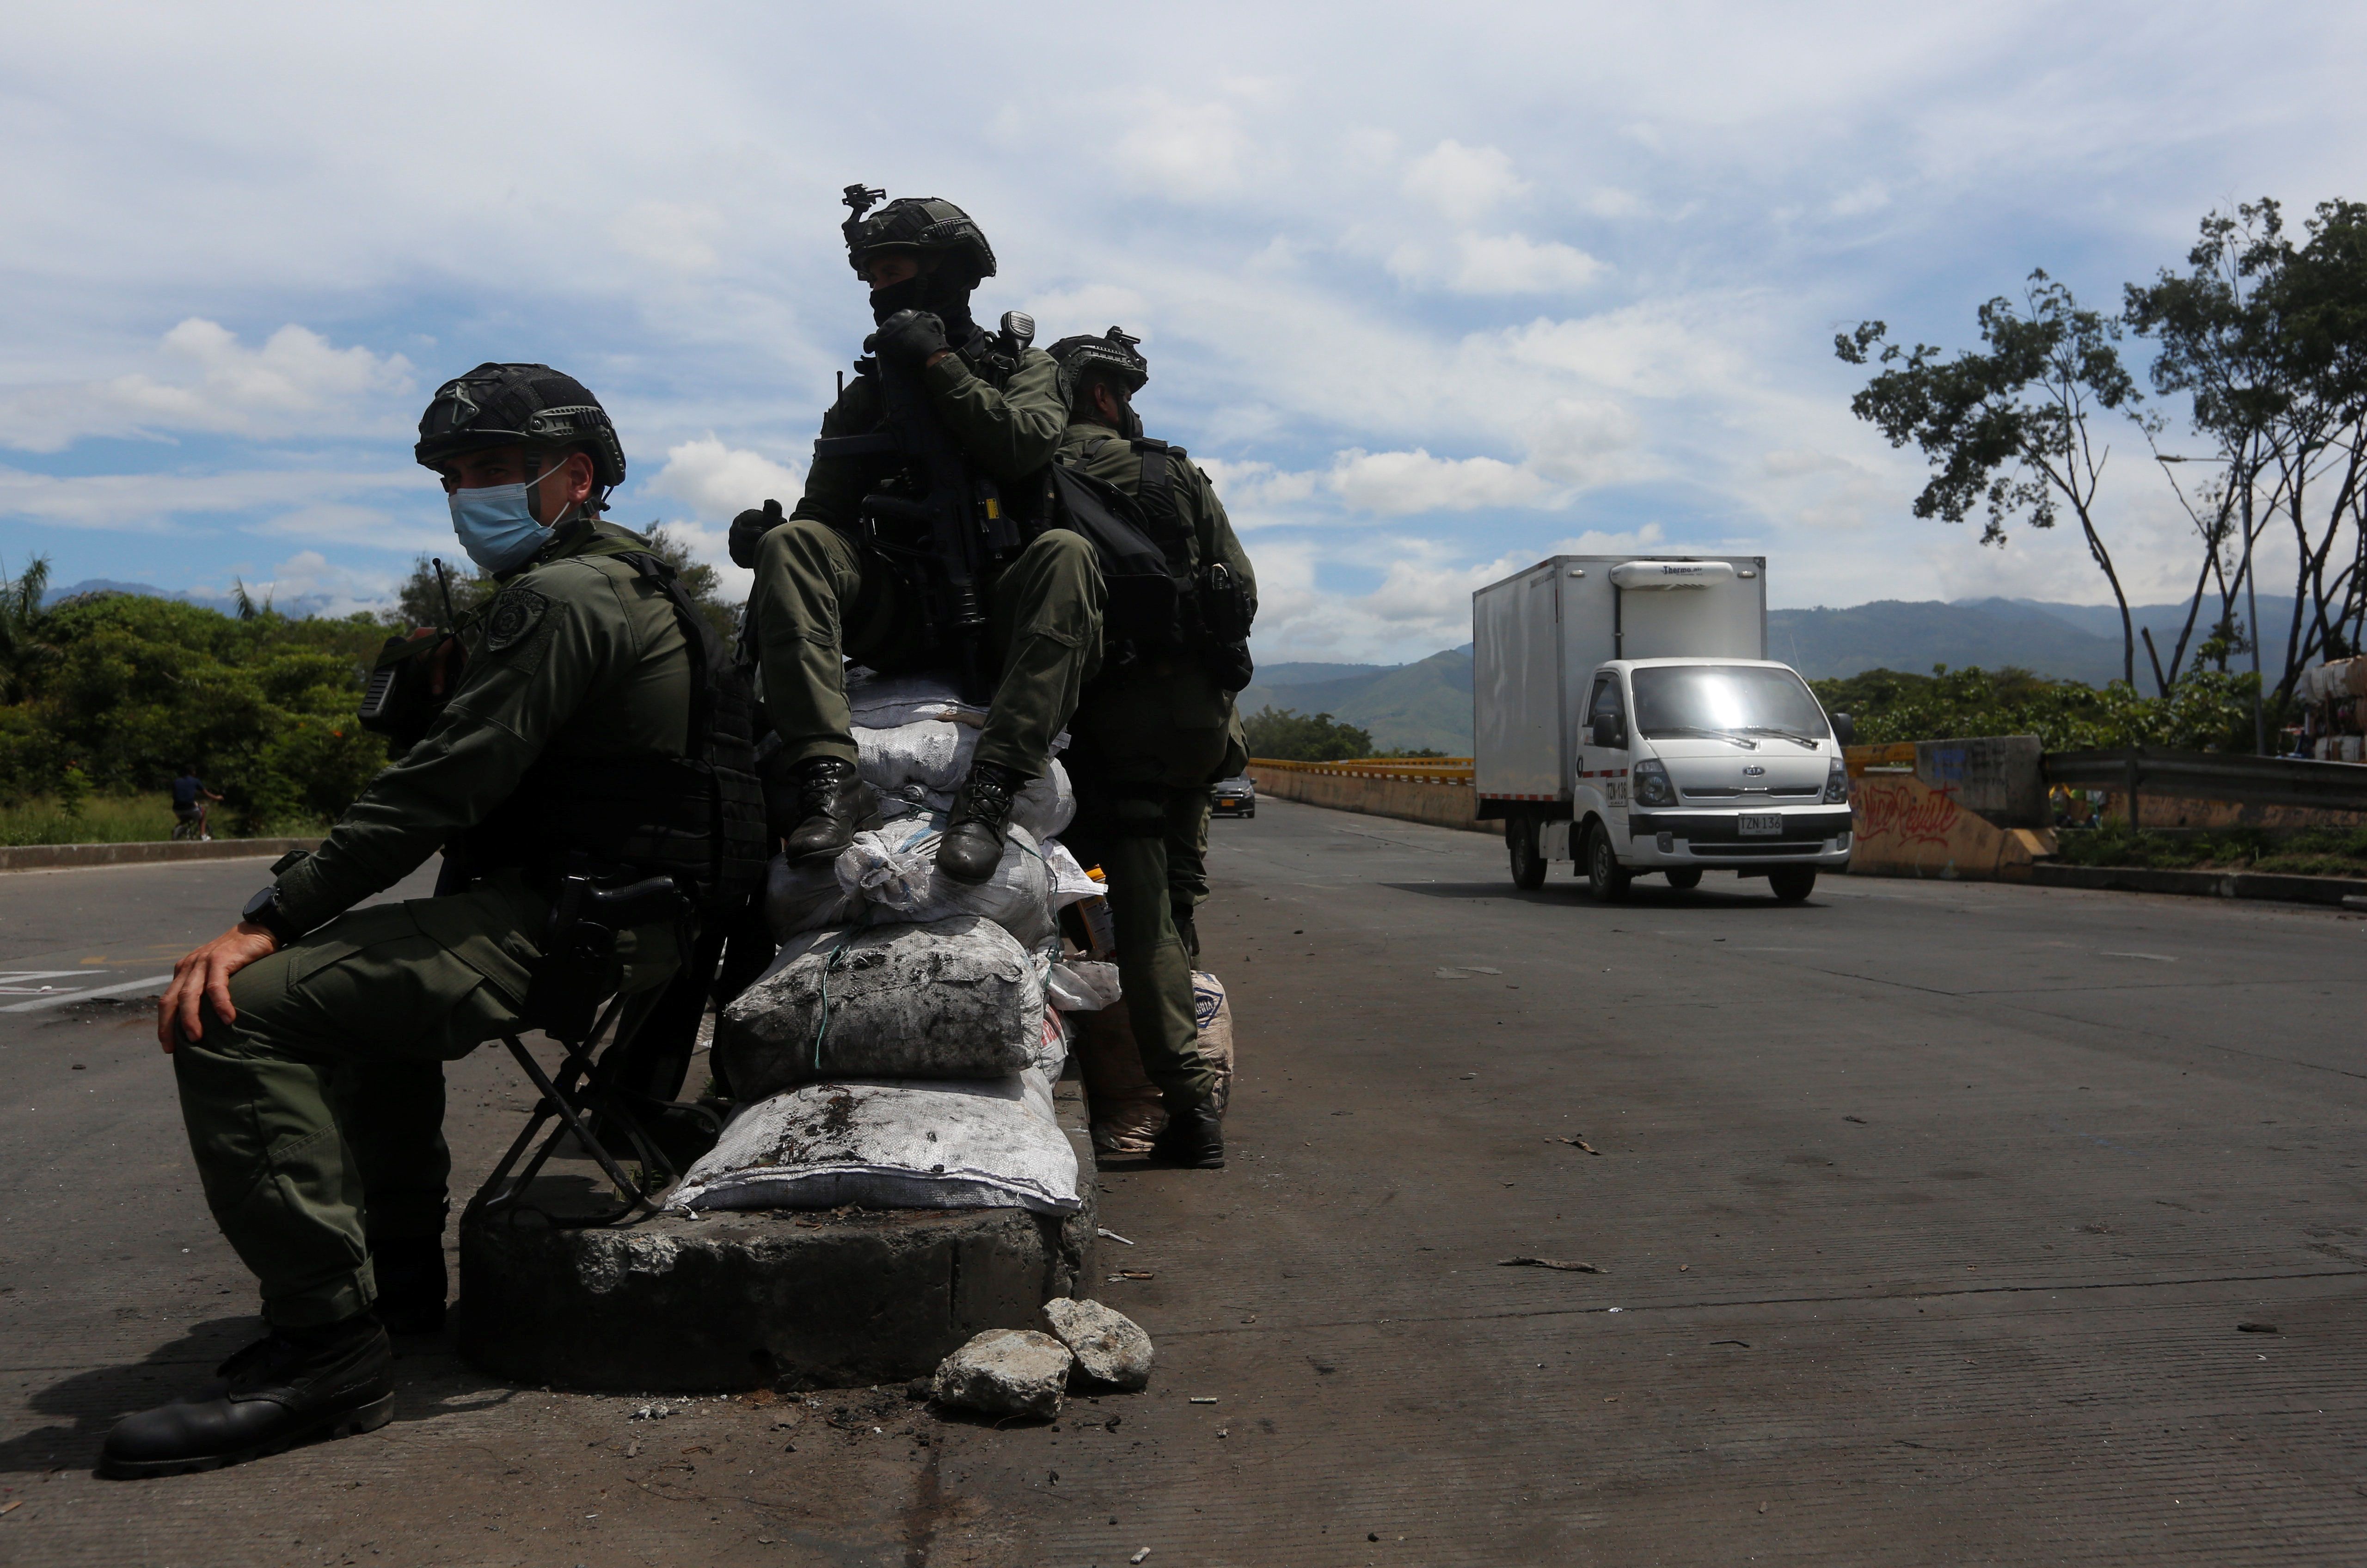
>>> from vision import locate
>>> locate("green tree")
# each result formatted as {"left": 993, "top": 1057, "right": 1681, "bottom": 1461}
{"left": 1242, "top": 707, "right": 1374, "bottom": 761}
{"left": 1839, "top": 273, "right": 2145, "bottom": 687}
{"left": 0, "top": 556, "right": 57, "bottom": 704}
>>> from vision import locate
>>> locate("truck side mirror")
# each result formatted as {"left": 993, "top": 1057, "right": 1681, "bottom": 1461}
{"left": 1832, "top": 712, "right": 1855, "bottom": 747}
{"left": 1591, "top": 714, "right": 1621, "bottom": 749}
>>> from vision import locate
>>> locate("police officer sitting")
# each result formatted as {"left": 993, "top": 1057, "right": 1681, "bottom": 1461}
{"left": 733, "top": 190, "right": 1104, "bottom": 883}
{"left": 1048, "top": 328, "right": 1256, "bottom": 1169}
{"left": 100, "top": 363, "right": 758, "bottom": 1478}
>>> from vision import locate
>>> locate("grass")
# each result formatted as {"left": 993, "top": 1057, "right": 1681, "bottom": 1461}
{"left": 0, "top": 792, "right": 193, "bottom": 846}
{"left": 2054, "top": 821, "right": 2367, "bottom": 878}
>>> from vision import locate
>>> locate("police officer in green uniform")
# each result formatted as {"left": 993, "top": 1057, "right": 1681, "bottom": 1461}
{"left": 1047, "top": 329, "right": 1255, "bottom": 1168}
{"left": 100, "top": 363, "right": 756, "bottom": 1478}
{"left": 731, "top": 190, "right": 1103, "bottom": 882}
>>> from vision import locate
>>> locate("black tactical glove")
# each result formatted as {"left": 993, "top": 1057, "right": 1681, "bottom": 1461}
{"left": 730, "top": 499, "right": 785, "bottom": 569}
{"left": 873, "top": 309, "right": 950, "bottom": 367}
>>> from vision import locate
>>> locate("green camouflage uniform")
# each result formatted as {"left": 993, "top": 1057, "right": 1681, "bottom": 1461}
{"left": 175, "top": 521, "right": 693, "bottom": 1328}
{"left": 1057, "top": 422, "right": 1255, "bottom": 1109}
{"left": 752, "top": 337, "right": 1102, "bottom": 778}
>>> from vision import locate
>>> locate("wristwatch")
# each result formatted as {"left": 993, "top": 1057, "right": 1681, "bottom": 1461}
{"left": 239, "top": 885, "right": 301, "bottom": 945}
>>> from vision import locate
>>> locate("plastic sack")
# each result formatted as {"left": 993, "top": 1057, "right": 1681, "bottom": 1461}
{"left": 763, "top": 851, "right": 859, "bottom": 939}
{"left": 1047, "top": 958, "right": 1123, "bottom": 1014}
{"left": 843, "top": 668, "right": 984, "bottom": 731}
{"left": 836, "top": 816, "right": 1055, "bottom": 949}
{"left": 1040, "top": 837, "right": 1103, "bottom": 912}
{"left": 717, "top": 915, "right": 1045, "bottom": 1099}
{"left": 668, "top": 1066, "right": 1080, "bottom": 1216}
{"left": 1011, "top": 761, "right": 1075, "bottom": 839}
{"left": 855, "top": 719, "right": 975, "bottom": 795}
{"left": 1074, "top": 969, "right": 1236, "bottom": 1154}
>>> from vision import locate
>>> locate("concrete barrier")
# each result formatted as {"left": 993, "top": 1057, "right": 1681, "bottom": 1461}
{"left": 1246, "top": 765, "right": 1493, "bottom": 834}
{"left": 1846, "top": 769, "right": 2054, "bottom": 881}
{"left": 0, "top": 836, "right": 321, "bottom": 873}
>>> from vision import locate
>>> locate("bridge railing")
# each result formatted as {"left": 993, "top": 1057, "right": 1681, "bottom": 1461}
{"left": 1248, "top": 757, "right": 1476, "bottom": 784}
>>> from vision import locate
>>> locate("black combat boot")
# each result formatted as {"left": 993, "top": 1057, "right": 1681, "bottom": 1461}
{"left": 1148, "top": 1100, "right": 1225, "bottom": 1169}
{"left": 785, "top": 756, "right": 882, "bottom": 861}
{"left": 98, "top": 1312, "right": 394, "bottom": 1479}
{"left": 371, "top": 1236, "right": 446, "bottom": 1337}
{"left": 936, "top": 761, "right": 1027, "bottom": 884}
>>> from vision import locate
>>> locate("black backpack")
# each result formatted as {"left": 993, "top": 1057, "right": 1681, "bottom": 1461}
{"left": 1050, "top": 437, "right": 1254, "bottom": 689}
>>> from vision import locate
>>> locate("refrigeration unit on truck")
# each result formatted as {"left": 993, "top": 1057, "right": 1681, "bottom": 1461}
{"left": 1472, "top": 556, "right": 1856, "bottom": 903}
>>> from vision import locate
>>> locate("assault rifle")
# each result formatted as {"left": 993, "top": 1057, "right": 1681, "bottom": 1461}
{"left": 812, "top": 327, "right": 1030, "bottom": 704}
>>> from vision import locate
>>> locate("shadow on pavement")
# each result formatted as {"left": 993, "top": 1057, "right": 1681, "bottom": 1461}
{"left": 0, "top": 1314, "right": 260, "bottom": 1475}
{"left": 1381, "top": 881, "right": 1830, "bottom": 911}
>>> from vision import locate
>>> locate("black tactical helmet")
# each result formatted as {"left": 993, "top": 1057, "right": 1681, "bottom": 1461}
{"left": 414, "top": 363, "right": 627, "bottom": 488}
{"left": 840, "top": 185, "right": 997, "bottom": 291}
{"left": 1047, "top": 326, "right": 1148, "bottom": 404}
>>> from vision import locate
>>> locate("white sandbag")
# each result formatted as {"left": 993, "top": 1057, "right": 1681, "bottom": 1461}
{"left": 855, "top": 718, "right": 975, "bottom": 794}
{"left": 843, "top": 668, "right": 984, "bottom": 731}
{"left": 837, "top": 816, "right": 1055, "bottom": 949}
{"left": 1040, "top": 837, "right": 1103, "bottom": 912}
{"left": 717, "top": 916, "right": 1044, "bottom": 1098}
{"left": 1047, "top": 959, "right": 1123, "bottom": 1013}
{"left": 1077, "top": 969, "right": 1237, "bottom": 1153}
{"left": 1010, "top": 760, "right": 1075, "bottom": 839}
{"left": 763, "top": 851, "right": 859, "bottom": 938}
{"left": 669, "top": 1066, "right": 1080, "bottom": 1215}
{"left": 1194, "top": 970, "right": 1237, "bottom": 1113}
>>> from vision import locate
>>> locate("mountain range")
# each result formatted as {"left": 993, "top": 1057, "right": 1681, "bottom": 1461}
{"left": 1250, "top": 594, "right": 2289, "bottom": 753}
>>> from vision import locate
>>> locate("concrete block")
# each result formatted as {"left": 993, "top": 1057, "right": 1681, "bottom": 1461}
{"left": 1043, "top": 1297, "right": 1153, "bottom": 1390}
{"left": 931, "top": 1328, "right": 1073, "bottom": 1420}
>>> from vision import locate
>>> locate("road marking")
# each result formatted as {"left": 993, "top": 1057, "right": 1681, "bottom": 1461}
{"left": 2101, "top": 951, "right": 2176, "bottom": 962}
{"left": 1, "top": 974, "right": 172, "bottom": 1012}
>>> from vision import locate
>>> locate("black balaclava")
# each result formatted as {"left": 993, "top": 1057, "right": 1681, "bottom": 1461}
{"left": 868, "top": 259, "right": 977, "bottom": 342}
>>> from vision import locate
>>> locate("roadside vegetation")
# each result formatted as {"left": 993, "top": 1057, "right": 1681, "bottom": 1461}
{"left": 1243, "top": 707, "right": 1374, "bottom": 761}
{"left": 1810, "top": 663, "right": 2258, "bottom": 752}
{"left": 2054, "top": 821, "right": 2367, "bottom": 878}
{"left": 0, "top": 527, "right": 730, "bottom": 844}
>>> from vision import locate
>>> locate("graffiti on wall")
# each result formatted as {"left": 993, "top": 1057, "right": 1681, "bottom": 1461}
{"left": 1851, "top": 775, "right": 1962, "bottom": 848}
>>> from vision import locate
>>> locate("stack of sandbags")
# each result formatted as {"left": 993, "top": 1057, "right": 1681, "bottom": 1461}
{"left": 1072, "top": 970, "right": 1237, "bottom": 1155}
{"left": 844, "top": 668, "right": 1074, "bottom": 839}
{"left": 676, "top": 668, "right": 1109, "bottom": 1219}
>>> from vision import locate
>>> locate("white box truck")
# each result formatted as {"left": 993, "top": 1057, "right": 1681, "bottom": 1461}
{"left": 1472, "top": 555, "right": 1855, "bottom": 902}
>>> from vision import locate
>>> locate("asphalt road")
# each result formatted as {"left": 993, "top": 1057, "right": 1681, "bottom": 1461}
{"left": 4, "top": 801, "right": 2367, "bottom": 1565}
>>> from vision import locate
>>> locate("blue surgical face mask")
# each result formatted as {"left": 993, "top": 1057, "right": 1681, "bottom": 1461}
{"left": 448, "top": 459, "right": 570, "bottom": 573}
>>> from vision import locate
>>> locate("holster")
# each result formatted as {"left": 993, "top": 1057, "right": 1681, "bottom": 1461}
{"left": 521, "top": 854, "right": 690, "bottom": 1043}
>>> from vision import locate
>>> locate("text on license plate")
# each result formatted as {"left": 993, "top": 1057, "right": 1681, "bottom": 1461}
{"left": 1739, "top": 813, "right": 1781, "bottom": 836}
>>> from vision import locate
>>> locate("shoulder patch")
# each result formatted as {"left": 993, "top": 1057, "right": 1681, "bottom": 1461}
{"left": 483, "top": 586, "right": 551, "bottom": 654}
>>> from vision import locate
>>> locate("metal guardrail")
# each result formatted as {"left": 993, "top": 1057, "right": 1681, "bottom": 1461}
{"left": 1249, "top": 756, "right": 1476, "bottom": 784}
{"left": 2043, "top": 747, "right": 2367, "bottom": 813}
{"left": 1843, "top": 742, "right": 1918, "bottom": 777}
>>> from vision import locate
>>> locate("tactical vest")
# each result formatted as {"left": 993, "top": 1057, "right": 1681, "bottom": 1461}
{"left": 1052, "top": 435, "right": 1255, "bottom": 689}
{"left": 463, "top": 546, "right": 768, "bottom": 913}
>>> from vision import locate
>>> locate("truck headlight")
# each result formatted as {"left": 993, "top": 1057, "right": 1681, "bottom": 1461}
{"left": 1822, "top": 756, "right": 1850, "bottom": 804}
{"left": 1633, "top": 757, "right": 1676, "bottom": 807}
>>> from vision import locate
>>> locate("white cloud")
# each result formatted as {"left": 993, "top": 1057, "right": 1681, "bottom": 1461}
{"left": 647, "top": 436, "right": 803, "bottom": 521}
{"left": 217, "top": 550, "right": 399, "bottom": 617}
{"left": 1327, "top": 448, "right": 1554, "bottom": 514}
{"left": 0, "top": 464, "right": 424, "bottom": 531}
{"left": 1388, "top": 233, "right": 1607, "bottom": 295}
{"left": 1401, "top": 140, "right": 1526, "bottom": 225}
{"left": 1113, "top": 95, "right": 1255, "bottom": 198}
{"left": 644, "top": 517, "right": 753, "bottom": 603}
{"left": 0, "top": 320, "right": 413, "bottom": 452}
{"left": 611, "top": 202, "right": 724, "bottom": 272}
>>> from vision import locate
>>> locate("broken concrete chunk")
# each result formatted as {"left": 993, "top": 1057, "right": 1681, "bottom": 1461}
{"left": 931, "top": 1329, "right": 1073, "bottom": 1420}
{"left": 1043, "top": 1297, "right": 1154, "bottom": 1391}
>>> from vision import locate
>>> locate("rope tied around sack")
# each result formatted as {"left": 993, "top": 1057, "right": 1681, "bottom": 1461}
{"left": 809, "top": 912, "right": 873, "bottom": 1072}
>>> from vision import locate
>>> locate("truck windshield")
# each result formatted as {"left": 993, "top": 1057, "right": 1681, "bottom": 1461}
{"left": 1631, "top": 665, "right": 1829, "bottom": 744}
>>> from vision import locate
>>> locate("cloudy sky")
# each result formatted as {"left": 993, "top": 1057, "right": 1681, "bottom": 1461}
{"left": 2, "top": 1, "right": 2360, "bottom": 663}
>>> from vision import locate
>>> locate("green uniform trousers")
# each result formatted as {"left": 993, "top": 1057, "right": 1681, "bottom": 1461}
{"left": 758, "top": 521, "right": 1104, "bottom": 779}
{"left": 1075, "top": 787, "right": 1220, "bottom": 1109}
{"left": 172, "top": 870, "right": 680, "bottom": 1328}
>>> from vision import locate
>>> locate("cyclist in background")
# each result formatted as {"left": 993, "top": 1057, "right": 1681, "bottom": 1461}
{"left": 171, "top": 766, "right": 221, "bottom": 842}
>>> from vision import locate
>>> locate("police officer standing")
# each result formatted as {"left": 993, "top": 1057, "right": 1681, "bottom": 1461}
{"left": 733, "top": 190, "right": 1103, "bottom": 882}
{"left": 100, "top": 363, "right": 759, "bottom": 1478}
{"left": 1047, "top": 329, "right": 1255, "bottom": 1169}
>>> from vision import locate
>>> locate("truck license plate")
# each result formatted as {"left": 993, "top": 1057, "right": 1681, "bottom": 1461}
{"left": 1739, "top": 813, "right": 1781, "bottom": 836}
